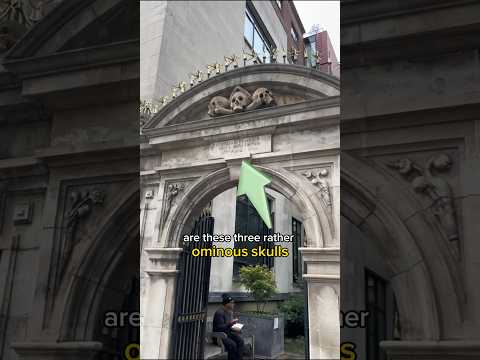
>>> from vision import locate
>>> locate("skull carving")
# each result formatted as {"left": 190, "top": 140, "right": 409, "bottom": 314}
{"left": 208, "top": 96, "right": 233, "bottom": 117}
{"left": 229, "top": 86, "right": 252, "bottom": 112}
{"left": 248, "top": 87, "right": 276, "bottom": 110}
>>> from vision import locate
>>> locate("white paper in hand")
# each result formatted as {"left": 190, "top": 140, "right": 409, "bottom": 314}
{"left": 231, "top": 323, "right": 244, "bottom": 331}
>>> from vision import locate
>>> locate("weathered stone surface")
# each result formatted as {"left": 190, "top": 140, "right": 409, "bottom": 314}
{"left": 0, "top": 1, "right": 139, "bottom": 359}
{"left": 342, "top": 1, "right": 480, "bottom": 358}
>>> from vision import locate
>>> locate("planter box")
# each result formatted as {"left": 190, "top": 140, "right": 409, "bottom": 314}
{"left": 239, "top": 313, "right": 284, "bottom": 358}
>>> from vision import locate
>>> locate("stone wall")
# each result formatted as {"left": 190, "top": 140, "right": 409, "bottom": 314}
{"left": 341, "top": 1, "right": 480, "bottom": 358}
{"left": 0, "top": 1, "right": 139, "bottom": 359}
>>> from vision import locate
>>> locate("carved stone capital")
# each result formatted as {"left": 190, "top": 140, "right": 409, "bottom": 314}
{"left": 300, "top": 247, "right": 340, "bottom": 283}
{"left": 144, "top": 248, "right": 182, "bottom": 276}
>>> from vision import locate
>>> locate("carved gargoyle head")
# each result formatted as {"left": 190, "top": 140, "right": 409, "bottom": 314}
{"left": 432, "top": 154, "right": 452, "bottom": 171}
{"left": 229, "top": 86, "right": 252, "bottom": 112}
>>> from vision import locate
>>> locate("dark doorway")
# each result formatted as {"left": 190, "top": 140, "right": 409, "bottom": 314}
{"left": 94, "top": 236, "right": 140, "bottom": 360}
{"left": 233, "top": 195, "right": 274, "bottom": 277}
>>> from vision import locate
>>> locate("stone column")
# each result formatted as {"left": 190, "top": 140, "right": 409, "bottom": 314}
{"left": 141, "top": 248, "right": 182, "bottom": 360}
{"left": 300, "top": 247, "right": 340, "bottom": 359}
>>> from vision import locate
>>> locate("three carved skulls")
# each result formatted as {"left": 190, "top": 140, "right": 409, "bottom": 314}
{"left": 208, "top": 86, "right": 276, "bottom": 117}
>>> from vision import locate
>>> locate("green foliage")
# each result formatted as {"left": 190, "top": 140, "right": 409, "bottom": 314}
{"left": 239, "top": 265, "right": 277, "bottom": 313}
{"left": 279, "top": 295, "right": 305, "bottom": 337}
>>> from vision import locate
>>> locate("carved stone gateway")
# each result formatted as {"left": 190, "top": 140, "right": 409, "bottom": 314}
{"left": 141, "top": 64, "right": 340, "bottom": 359}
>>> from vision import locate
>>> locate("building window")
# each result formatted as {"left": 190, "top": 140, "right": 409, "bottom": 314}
{"left": 292, "top": 218, "right": 302, "bottom": 283}
{"left": 244, "top": 6, "right": 273, "bottom": 62}
{"left": 233, "top": 195, "right": 274, "bottom": 277}
{"left": 304, "top": 35, "right": 317, "bottom": 68}
{"left": 291, "top": 26, "right": 298, "bottom": 42}
{"left": 365, "top": 269, "right": 387, "bottom": 360}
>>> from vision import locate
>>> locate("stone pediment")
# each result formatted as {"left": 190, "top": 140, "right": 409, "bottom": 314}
{"left": 2, "top": 0, "right": 138, "bottom": 78}
{"left": 142, "top": 64, "right": 340, "bottom": 131}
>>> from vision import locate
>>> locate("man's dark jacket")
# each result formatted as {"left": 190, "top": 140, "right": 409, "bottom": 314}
{"left": 213, "top": 307, "right": 233, "bottom": 333}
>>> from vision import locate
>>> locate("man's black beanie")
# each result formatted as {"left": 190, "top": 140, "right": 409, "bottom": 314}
{"left": 222, "top": 293, "right": 233, "bottom": 305}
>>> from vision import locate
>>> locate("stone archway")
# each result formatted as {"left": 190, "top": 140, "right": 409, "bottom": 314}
{"left": 341, "top": 152, "right": 465, "bottom": 357}
{"left": 141, "top": 64, "right": 340, "bottom": 359}
{"left": 12, "top": 185, "right": 140, "bottom": 360}
{"left": 59, "top": 188, "right": 140, "bottom": 343}
{"left": 163, "top": 165, "right": 333, "bottom": 249}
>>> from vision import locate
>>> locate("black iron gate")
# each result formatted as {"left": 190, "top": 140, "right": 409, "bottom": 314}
{"left": 171, "top": 213, "right": 214, "bottom": 359}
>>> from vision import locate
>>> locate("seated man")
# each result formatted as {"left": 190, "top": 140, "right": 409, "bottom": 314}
{"left": 213, "top": 293, "right": 244, "bottom": 360}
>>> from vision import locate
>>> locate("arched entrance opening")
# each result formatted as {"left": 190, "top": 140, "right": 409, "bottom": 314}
{"left": 168, "top": 173, "right": 321, "bottom": 359}
{"left": 58, "top": 190, "right": 140, "bottom": 359}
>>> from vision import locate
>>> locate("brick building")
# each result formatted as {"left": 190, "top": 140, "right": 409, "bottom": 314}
{"left": 305, "top": 30, "right": 340, "bottom": 78}
{"left": 271, "top": 0, "right": 306, "bottom": 65}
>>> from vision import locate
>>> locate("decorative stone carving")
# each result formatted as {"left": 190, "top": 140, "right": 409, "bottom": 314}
{"left": 250, "top": 87, "right": 276, "bottom": 109}
{"left": 208, "top": 85, "right": 276, "bottom": 117}
{"left": 59, "top": 188, "right": 105, "bottom": 281}
{"left": 160, "top": 183, "right": 185, "bottom": 230}
{"left": 230, "top": 86, "right": 252, "bottom": 112}
{"left": 387, "top": 153, "right": 459, "bottom": 244}
{"left": 0, "top": 0, "right": 53, "bottom": 53}
{"left": 208, "top": 96, "right": 233, "bottom": 116}
{"left": 303, "top": 168, "right": 332, "bottom": 208}
{"left": 13, "top": 202, "right": 32, "bottom": 224}
{"left": 140, "top": 100, "right": 160, "bottom": 127}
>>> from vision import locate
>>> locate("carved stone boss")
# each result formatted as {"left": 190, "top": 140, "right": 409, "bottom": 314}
{"left": 160, "top": 183, "right": 185, "bottom": 232}
{"left": 387, "top": 153, "right": 459, "bottom": 245}
{"left": 208, "top": 86, "right": 276, "bottom": 117}
{"left": 303, "top": 168, "right": 332, "bottom": 209}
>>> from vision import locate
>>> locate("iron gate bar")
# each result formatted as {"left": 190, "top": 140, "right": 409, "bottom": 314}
{"left": 172, "top": 214, "right": 214, "bottom": 359}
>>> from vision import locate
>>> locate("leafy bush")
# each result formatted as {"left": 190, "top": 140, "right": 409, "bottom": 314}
{"left": 239, "top": 265, "right": 277, "bottom": 313}
{"left": 279, "top": 295, "right": 305, "bottom": 337}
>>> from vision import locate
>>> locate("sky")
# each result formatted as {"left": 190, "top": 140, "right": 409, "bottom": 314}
{"left": 294, "top": 1, "right": 340, "bottom": 59}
